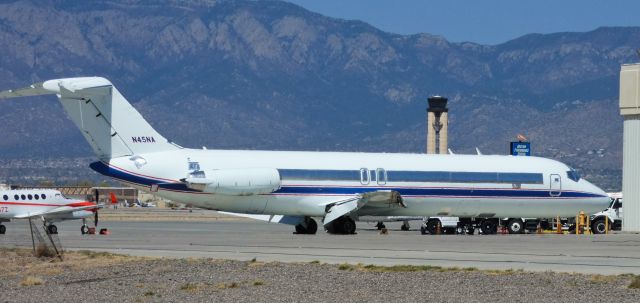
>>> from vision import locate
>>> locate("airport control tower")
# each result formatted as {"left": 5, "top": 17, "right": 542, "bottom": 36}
{"left": 426, "top": 96, "right": 449, "bottom": 154}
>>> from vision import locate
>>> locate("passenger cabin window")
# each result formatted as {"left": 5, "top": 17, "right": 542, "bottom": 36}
{"left": 2, "top": 195, "right": 7, "bottom": 200}
{"left": 376, "top": 168, "right": 387, "bottom": 185}
{"left": 370, "top": 170, "right": 377, "bottom": 183}
{"left": 360, "top": 168, "right": 370, "bottom": 185}
{"left": 14, "top": 194, "right": 19, "bottom": 200}
{"left": 28, "top": 194, "right": 33, "bottom": 200}
{"left": 21, "top": 194, "right": 26, "bottom": 200}
{"left": 41, "top": 194, "right": 46, "bottom": 199}
{"left": 34, "top": 194, "right": 39, "bottom": 200}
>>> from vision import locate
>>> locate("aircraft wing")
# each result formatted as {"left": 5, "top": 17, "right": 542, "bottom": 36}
{"left": 218, "top": 190, "right": 405, "bottom": 227}
{"left": 218, "top": 212, "right": 305, "bottom": 226}
{"left": 323, "top": 190, "right": 405, "bottom": 225}
{"left": 14, "top": 205, "right": 99, "bottom": 219}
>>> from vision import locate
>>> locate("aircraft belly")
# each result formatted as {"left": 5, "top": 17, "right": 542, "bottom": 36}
{"left": 357, "top": 196, "right": 608, "bottom": 218}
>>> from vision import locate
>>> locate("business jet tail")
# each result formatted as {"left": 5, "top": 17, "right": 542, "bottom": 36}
{"left": 0, "top": 77, "right": 179, "bottom": 160}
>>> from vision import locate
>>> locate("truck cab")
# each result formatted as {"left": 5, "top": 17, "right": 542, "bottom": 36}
{"left": 590, "top": 192, "right": 623, "bottom": 234}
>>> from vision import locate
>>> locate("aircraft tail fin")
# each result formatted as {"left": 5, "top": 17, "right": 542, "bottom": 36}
{"left": 0, "top": 77, "right": 179, "bottom": 160}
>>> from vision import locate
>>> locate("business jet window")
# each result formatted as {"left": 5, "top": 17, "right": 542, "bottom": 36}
{"left": 28, "top": 194, "right": 33, "bottom": 200}
{"left": 14, "top": 194, "right": 19, "bottom": 200}
{"left": 21, "top": 194, "right": 26, "bottom": 200}
{"left": 2, "top": 195, "right": 7, "bottom": 200}
{"left": 41, "top": 194, "right": 46, "bottom": 199}
{"left": 34, "top": 194, "right": 39, "bottom": 200}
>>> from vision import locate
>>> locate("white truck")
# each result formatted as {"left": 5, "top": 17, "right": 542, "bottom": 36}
{"left": 590, "top": 192, "right": 623, "bottom": 234}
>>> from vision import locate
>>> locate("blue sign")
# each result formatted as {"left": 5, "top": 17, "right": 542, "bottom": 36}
{"left": 510, "top": 142, "right": 531, "bottom": 156}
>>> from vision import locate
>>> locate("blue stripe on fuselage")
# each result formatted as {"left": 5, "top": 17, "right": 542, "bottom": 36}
{"left": 90, "top": 161, "right": 603, "bottom": 198}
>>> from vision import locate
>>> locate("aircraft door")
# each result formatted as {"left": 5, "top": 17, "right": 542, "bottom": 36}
{"left": 549, "top": 174, "right": 561, "bottom": 197}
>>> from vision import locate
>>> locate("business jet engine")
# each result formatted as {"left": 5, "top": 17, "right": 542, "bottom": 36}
{"left": 182, "top": 168, "right": 281, "bottom": 196}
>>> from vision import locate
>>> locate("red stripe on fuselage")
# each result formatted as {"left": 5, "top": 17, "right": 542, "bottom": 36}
{"left": 0, "top": 201, "right": 96, "bottom": 208}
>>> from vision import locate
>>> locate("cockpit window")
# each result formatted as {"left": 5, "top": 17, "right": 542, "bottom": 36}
{"left": 567, "top": 168, "right": 581, "bottom": 182}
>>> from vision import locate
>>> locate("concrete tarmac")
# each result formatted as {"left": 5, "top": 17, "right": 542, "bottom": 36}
{"left": 1, "top": 219, "right": 639, "bottom": 275}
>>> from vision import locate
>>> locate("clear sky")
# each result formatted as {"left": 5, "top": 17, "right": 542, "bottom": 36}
{"left": 284, "top": 0, "right": 640, "bottom": 45}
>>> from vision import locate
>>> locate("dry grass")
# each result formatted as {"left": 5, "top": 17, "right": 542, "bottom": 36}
{"left": 20, "top": 276, "right": 43, "bottom": 286}
{"left": 337, "top": 263, "right": 479, "bottom": 273}
{"left": 589, "top": 274, "right": 620, "bottom": 283}
{"left": 629, "top": 275, "right": 640, "bottom": 289}
{"left": 180, "top": 282, "right": 201, "bottom": 291}
{"left": 253, "top": 280, "right": 265, "bottom": 286}
{"left": 0, "top": 247, "right": 145, "bottom": 279}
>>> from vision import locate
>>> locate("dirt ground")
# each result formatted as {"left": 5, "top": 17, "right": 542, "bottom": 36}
{"left": 0, "top": 247, "right": 638, "bottom": 303}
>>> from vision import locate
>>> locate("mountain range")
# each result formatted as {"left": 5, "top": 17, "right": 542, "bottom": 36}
{"left": 0, "top": 0, "right": 637, "bottom": 191}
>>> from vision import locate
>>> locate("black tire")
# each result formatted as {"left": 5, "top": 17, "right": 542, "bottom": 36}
{"left": 507, "top": 218, "right": 525, "bottom": 234}
{"left": 426, "top": 219, "right": 440, "bottom": 235}
{"left": 342, "top": 217, "right": 356, "bottom": 234}
{"left": 420, "top": 226, "right": 428, "bottom": 235}
{"left": 81, "top": 225, "right": 89, "bottom": 235}
{"left": 401, "top": 223, "right": 410, "bottom": 231}
{"left": 480, "top": 220, "right": 497, "bottom": 235}
{"left": 47, "top": 224, "right": 58, "bottom": 234}
{"left": 591, "top": 218, "right": 608, "bottom": 234}
{"left": 375, "top": 222, "right": 386, "bottom": 230}
{"left": 0, "top": 224, "right": 6, "bottom": 234}
{"left": 306, "top": 218, "right": 318, "bottom": 234}
{"left": 295, "top": 224, "right": 307, "bottom": 234}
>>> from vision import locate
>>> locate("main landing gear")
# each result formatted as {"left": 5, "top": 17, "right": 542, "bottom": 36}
{"left": 0, "top": 224, "right": 6, "bottom": 234}
{"left": 325, "top": 216, "right": 356, "bottom": 235}
{"left": 46, "top": 224, "right": 58, "bottom": 234}
{"left": 294, "top": 217, "right": 318, "bottom": 235}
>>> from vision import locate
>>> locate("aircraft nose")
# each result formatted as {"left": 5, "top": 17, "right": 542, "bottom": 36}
{"left": 581, "top": 179, "right": 607, "bottom": 197}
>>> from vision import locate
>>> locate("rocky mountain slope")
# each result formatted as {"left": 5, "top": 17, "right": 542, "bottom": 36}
{"left": 0, "top": 0, "right": 636, "bottom": 190}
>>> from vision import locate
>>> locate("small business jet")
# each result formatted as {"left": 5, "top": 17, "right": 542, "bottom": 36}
{"left": 0, "top": 189, "right": 111, "bottom": 235}
{"left": 0, "top": 77, "right": 610, "bottom": 234}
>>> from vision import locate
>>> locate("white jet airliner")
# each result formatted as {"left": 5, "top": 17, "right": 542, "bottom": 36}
{"left": 0, "top": 77, "right": 610, "bottom": 234}
{"left": 0, "top": 189, "right": 103, "bottom": 235}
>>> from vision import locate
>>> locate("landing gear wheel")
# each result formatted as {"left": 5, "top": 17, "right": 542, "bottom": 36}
{"left": 401, "top": 222, "right": 410, "bottom": 231}
{"left": 0, "top": 224, "right": 6, "bottom": 234}
{"left": 480, "top": 220, "right": 497, "bottom": 235}
{"left": 507, "top": 218, "right": 525, "bottom": 234}
{"left": 81, "top": 225, "right": 89, "bottom": 235}
{"left": 295, "top": 217, "right": 318, "bottom": 234}
{"left": 305, "top": 218, "right": 318, "bottom": 234}
{"left": 425, "top": 219, "right": 440, "bottom": 235}
{"left": 420, "top": 226, "right": 428, "bottom": 235}
{"left": 341, "top": 217, "right": 356, "bottom": 234}
{"left": 47, "top": 224, "right": 58, "bottom": 234}
{"left": 591, "top": 218, "right": 608, "bottom": 234}
{"left": 327, "top": 217, "right": 356, "bottom": 234}
{"left": 375, "top": 222, "right": 386, "bottom": 230}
